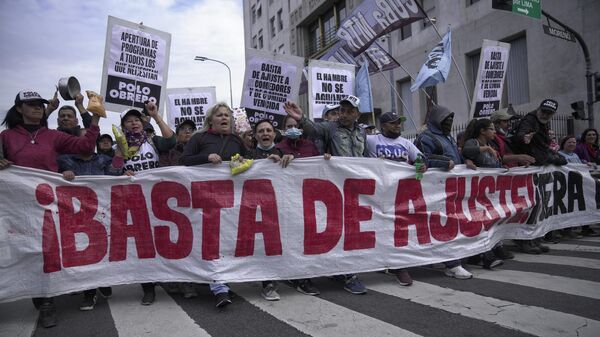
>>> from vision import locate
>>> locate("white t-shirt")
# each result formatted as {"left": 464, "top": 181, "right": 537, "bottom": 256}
{"left": 366, "top": 134, "right": 423, "bottom": 163}
{"left": 124, "top": 141, "right": 160, "bottom": 172}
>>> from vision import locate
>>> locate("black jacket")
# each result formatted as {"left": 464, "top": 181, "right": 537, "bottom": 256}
{"left": 180, "top": 131, "right": 247, "bottom": 166}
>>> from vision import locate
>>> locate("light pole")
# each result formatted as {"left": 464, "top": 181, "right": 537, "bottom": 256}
{"left": 194, "top": 56, "right": 234, "bottom": 107}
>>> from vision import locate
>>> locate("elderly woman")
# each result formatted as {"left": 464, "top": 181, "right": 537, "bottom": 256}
{"left": 0, "top": 90, "right": 101, "bottom": 328}
{"left": 180, "top": 102, "right": 246, "bottom": 308}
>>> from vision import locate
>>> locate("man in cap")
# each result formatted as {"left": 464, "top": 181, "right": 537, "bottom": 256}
{"left": 284, "top": 95, "right": 368, "bottom": 294}
{"left": 322, "top": 103, "right": 340, "bottom": 122}
{"left": 97, "top": 134, "right": 115, "bottom": 157}
{"left": 367, "top": 111, "right": 428, "bottom": 286}
{"left": 160, "top": 119, "right": 196, "bottom": 167}
{"left": 510, "top": 99, "right": 566, "bottom": 254}
{"left": 414, "top": 105, "right": 473, "bottom": 280}
{"left": 489, "top": 109, "right": 535, "bottom": 169}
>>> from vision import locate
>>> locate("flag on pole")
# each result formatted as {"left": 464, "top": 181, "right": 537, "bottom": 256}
{"left": 355, "top": 62, "right": 373, "bottom": 113}
{"left": 410, "top": 30, "right": 452, "bottom": 92}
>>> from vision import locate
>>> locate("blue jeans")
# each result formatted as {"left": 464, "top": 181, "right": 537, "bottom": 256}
{"left": 210, "top": 283, "right": 229, "bottom": 295}
{"left": 444, "top": 259, "right": 461, "bottom": 268}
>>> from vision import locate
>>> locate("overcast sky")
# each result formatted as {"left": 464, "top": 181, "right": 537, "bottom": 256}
{"left": 0, "top": 0, "right": 245, "bottom": 133}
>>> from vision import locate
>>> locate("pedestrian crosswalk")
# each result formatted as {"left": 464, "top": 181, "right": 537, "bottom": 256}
{"left": 1, "top": 235, "right": 599, "bottom": 337}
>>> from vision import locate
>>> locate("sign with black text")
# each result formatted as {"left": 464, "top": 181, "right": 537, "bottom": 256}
{"left": 166, "top": 87, "right": 216, "bottom": 130}
{"left": 308, "top": 60, "right": 355, "bottom": 120}
{"left": 470, "top": 40, "right": 511, "bottom": 118}
{"left": 101, "top": 16, "right": 171, "bottom": 113}
{"left": 542, "top": 25, "right": 576, "bottom": 43}
{"left": 240, "top": 49, "right": 303, "bottom": 128}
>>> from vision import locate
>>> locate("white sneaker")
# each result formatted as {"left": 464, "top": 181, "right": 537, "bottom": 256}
{"left": 445, "top": 266, "right": 473, "bottom": 279}
{"left": 261, "top": 283, "right": 280, "bottom": 301}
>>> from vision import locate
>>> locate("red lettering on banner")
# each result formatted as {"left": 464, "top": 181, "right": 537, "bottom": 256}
{"left": 37, "top": 184, "right": 61, "bottom": 273}
{"left": 462, "top": 177, "right": 484, "bottom": 237}
{"left": 57, "top": 186, "right": 107, "bottom": 267}
{"left": 394, "top": 179, "right": 430, "bottom": 247}
{"left": 477, "top": 176, "right": 501, "bottom": 230}
{"left": 303, "top": 179, "right": 343, "bottom": 254}
{"left": 496, "top": 176, "right": 512, "bottom": 218}
{"left": 109, "top": 185, "right": 155, "bottom": 261}
{"left": 429, "top": 178, "right": 459, "bottom": 242}
{"left": 235, "top": 180, "right": 282, "bottom": 257}
{"left": 152, "top": 182, "right": 192, "bottom": 259}
{"left": 191, "top": 180, "right": 234, "bottom": 260}
{"left": 343, "top": 179, "right": 376, "bottom": 250}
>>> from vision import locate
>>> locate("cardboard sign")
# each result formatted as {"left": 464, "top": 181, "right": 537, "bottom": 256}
{"left": 308, "top": 60, "right": 355, "bottom": 119}
{"left": 101, "top": 16, "right": 171, "bottom": 113}
{"left": 470, "top": 40, "right": 511, "bottom": 118}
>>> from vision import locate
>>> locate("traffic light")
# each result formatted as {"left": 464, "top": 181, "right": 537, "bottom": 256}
{"left": 594, "top": 72, "right": 600, "bottom": 102}
{"left": 571, "top": 101, "right": 585, "bottom": 120}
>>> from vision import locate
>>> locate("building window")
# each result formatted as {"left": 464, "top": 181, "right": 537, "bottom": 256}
{"left": 468, "top": 0, "right": 480, "bottom": 5}
{"left": 399, "top": 24, "right": 412, "bottom": 41}
{"left": 258, "top": 29, "right": 263, "bottom": 49}
{"left": 278, "top": 44, "right": 285, "bottom": 54}
{"left": 252, "top": 35, "right": 257, "bottom": 49}
{"left": 277, "top": 9, "right": 283, "bottom": 31}
{"left": 505, "top": 35, "right": 530, "bottom": 105}
{"left": 467, "top": 51, "right": 480, "bottom": 94}
{"left": 270, "top": 17, "right": 276, "bottom": 37}
{"left": 251, "top": 5, "right": 256, "bottom": 24}
{"left": 304, "top": 0, "right": 346, "bottom": 57}
{"left": 257, "top": 4, "right": 262, "bottom": 18}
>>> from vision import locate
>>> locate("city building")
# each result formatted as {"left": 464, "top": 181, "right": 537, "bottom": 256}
{"left": 243, "top": 0, "right": 600, "bottom": 134}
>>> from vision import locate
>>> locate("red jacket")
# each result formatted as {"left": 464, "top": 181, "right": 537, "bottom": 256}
{"left": 276, "top": 137, "right": 319, "bottom": 158}
{"left": 1, "top": 125, "right": 99, "bottom": 172}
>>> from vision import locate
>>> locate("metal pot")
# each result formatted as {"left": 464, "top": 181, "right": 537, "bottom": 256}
{"left": 57, "top": 76, "right": 81, "bottom": 100}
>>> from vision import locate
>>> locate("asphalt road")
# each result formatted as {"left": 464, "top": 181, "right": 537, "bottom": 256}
{"left": 2, "top": 234, "right": 599, "bottom": 337}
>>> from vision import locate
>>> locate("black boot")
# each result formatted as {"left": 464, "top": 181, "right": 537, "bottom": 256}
{"left": 482, "top": 251, "right": 503, "bottom": 270}
{"left": 492, "top": 245, "right": 514, "bottom": 260}
{"left": 39, "top": 299, "right": 57, "bottom": 328}
{"left": 141, "top": 283, "right": 155, "bottom": 305}
{"left": 514, "top": 240, "right": 541, "bottom": 254}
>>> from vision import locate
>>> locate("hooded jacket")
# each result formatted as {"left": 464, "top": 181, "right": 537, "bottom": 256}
{"left": 511, "top": 111, "right": 566, "bottom": 166}
{"left": 414, "top": 105, "right": 461, "bottom": 169}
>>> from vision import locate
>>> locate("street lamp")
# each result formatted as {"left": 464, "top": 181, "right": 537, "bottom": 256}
{"left": 194, "top": 56, "right": 234, "bottom": 107}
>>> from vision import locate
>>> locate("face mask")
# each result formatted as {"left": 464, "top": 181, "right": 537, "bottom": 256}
{"left": 284, "top": 127, "right": 303, "bottom": 139}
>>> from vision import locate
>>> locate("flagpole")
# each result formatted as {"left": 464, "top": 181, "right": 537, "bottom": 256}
{"left": 414, "top": 2, "right": 472, "bottom": 111}
{"left": 377, "top": 70, "right": 419, "bottom": 133}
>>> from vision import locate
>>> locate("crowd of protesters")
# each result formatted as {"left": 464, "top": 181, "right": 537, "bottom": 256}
{"left": 1, "top": 88, "right": 599, "bottom": 329}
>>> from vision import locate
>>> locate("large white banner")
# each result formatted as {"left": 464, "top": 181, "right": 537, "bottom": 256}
{"left": 100, "top": 16, "right": 172, "bottom": 113}
{"left": 240, "top": 49, "right": 304, "bottom": 128}
{"left": 308, "top": 59, "right": 355, "bottom": 120}
{"left": 166, "top": 87, "right": 216, "bottom": 130}
{"left": 470, "top": 40, "right": 511, "bottom": 118}
{"left": 1, "top": 160, "right": 598, "bottom": 302}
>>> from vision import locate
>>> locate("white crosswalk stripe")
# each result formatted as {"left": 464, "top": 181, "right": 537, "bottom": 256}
{"left": 2, "top": 239, "right": 599, "bottom": 337}
{"left": 232, "top": 282, "right": 422, "bottom": 337}
{"left": 361, "top": 273, "right": 600, "bottom": 337}
{"left": 108, "top": 284, "right": 211, "bottom": 337}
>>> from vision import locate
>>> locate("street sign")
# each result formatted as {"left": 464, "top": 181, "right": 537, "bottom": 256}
{"left": 542, "top": 25, "right": 576, "bottom": 43}
{"left": 492, "top": 0, "right": 541, "bottom": 19}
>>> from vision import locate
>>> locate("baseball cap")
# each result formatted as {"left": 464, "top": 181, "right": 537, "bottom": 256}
{"left": 490, "top": 109, "right": 519, "bottom": 122}
{"left": 540, "top": 99, "right": 558, "bottom": 113}
{"left": 340, "top": 95, "right": 360, "bottom": 108}
{"left": 120, "top": 109, "right": 143, "bottom": 125}
{"left": 15, "top": 90, "right": 49, "bottom": 105}
{"left": 176, "top": 119, "right": 197, "bottom": 134}
{"left": 322, "top": 104, "right": 340, "bottom": 116}
{"left": 379, "top": 111, "right": 407, "bottom": 124}
{"left": 98, "top": 134, "right": 113, "bottom": 142}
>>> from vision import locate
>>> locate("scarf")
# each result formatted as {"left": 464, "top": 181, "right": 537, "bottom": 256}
{"left": 124, "top": 128, "right": 148, "bottom": 148}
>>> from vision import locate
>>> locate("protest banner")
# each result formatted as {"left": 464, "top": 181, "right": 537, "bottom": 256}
{"left": 240, "top": 49, "right": 303, "bottom": 128}
{"left": 321, "top": 40, "right": 399, "bottom": 74}
{"left": 166, "top": 87, "right": 216, "bottom": 130}
{"left": 308, "top": 60, "right": 355, "bottom": 119}
{"left": 1, "top": 160, "right": 598, "bottom": 303}
{"left": 336, "top": 0, "right": 425, "bottom": 56}
{"left": 100, "top": 16, "right": 171, "bottom": 113}
{"left": 470, "top": 40, "right": 511, "bottom": 118}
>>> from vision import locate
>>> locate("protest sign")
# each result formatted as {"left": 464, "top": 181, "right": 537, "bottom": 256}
{"left": 336, "top": 0, "right": 425, "bottom": 56}
{"left": 101, "top": 16, "right": 171, "bottom": 113}
{"left": 308, "top": 60, "right": 355, "bottom": 119}
{"left": 240, "top": 49, "right": 303, "bottom": 128}
{"left": 470, "top": 40, "right": 511, "bottom": 118}
{"left": 166, "top": 87, "right": 216, "bottom": 130}
{"left": 1, "top": 160, "right": 599, "bottom": 303}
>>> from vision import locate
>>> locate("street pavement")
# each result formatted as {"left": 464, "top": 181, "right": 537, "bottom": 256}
{"left": 2, "top": 233, "right": 599, "bottom": 337}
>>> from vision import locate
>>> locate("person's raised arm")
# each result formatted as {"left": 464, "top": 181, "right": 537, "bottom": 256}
{"left": 145, "top": 101, "right": 174, "bottom": 138}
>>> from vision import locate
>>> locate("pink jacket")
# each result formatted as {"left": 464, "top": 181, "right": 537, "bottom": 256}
{"left": 1, "top": 125, "right": 99, "bottom": 172}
